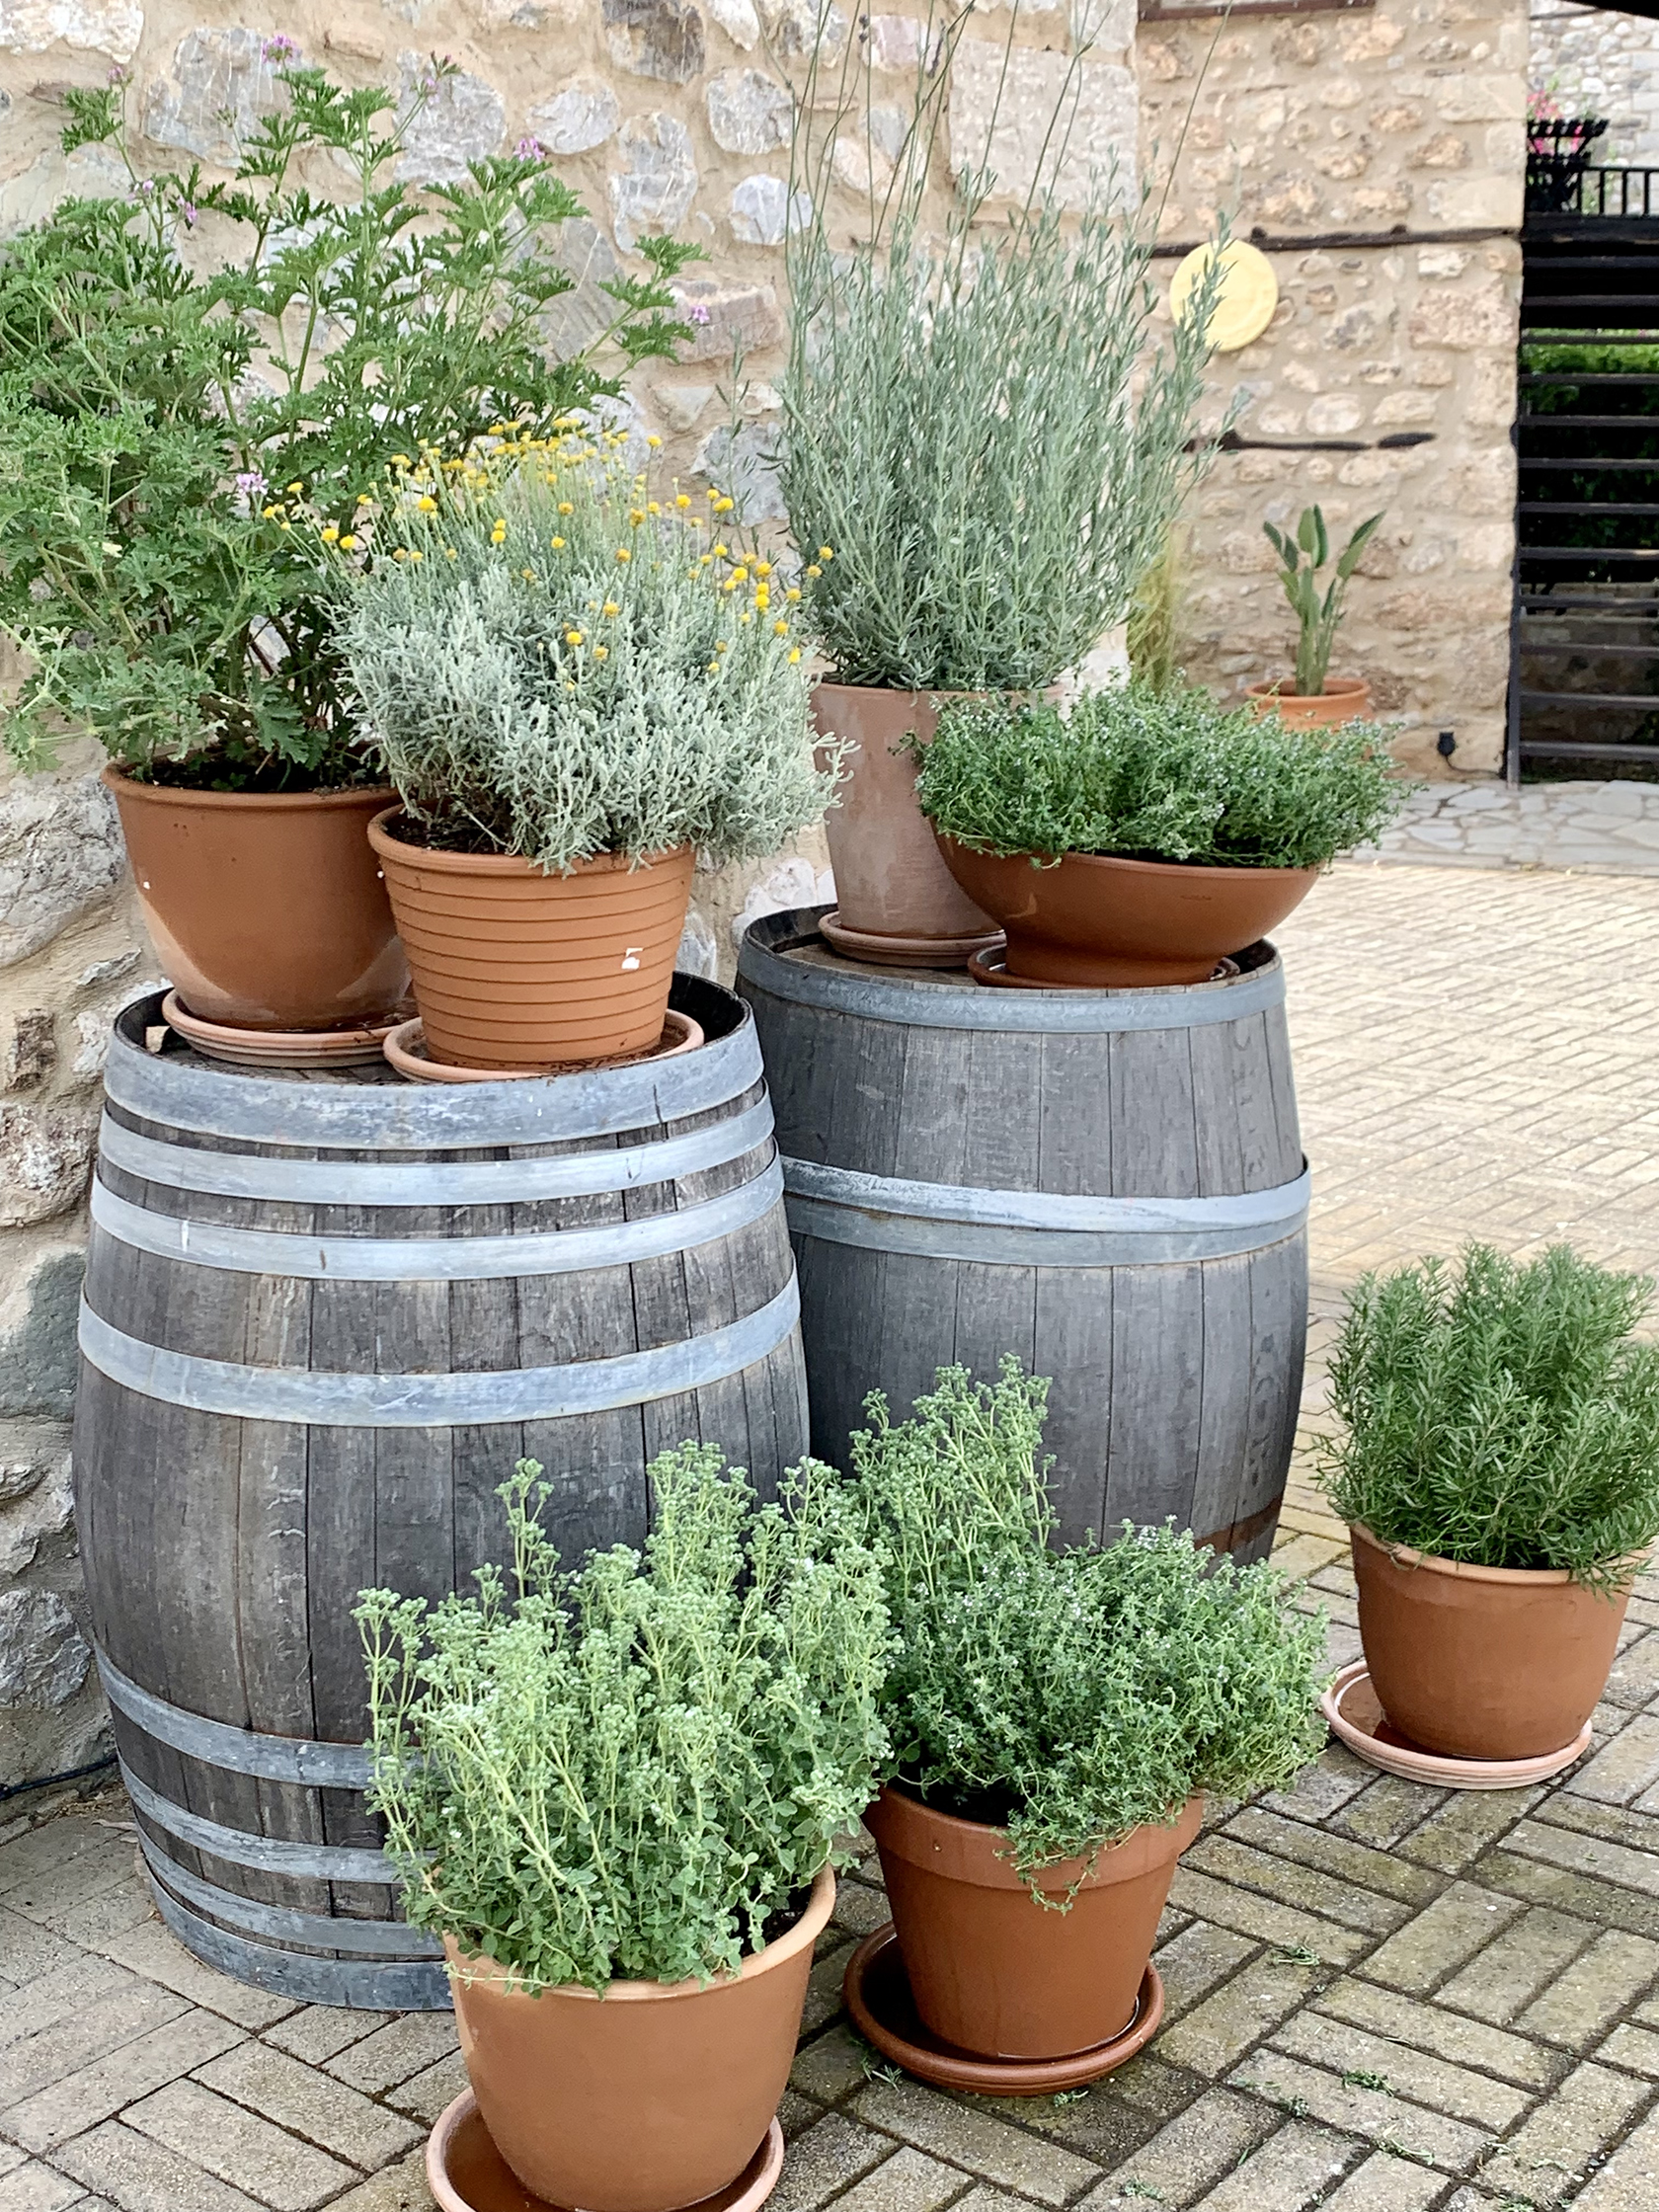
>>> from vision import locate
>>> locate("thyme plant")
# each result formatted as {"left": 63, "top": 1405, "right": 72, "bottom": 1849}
{"left": 850, "top": 1362, "right": 1327, "bottom": 1886}
{"left": 357, "top": 1452, "right": 891, "bottom": 1992}
{"left": 0, "top": 57, "right": 697, "bottom": 788}
{"left": 1319, "top": 1244, "right": 1659, "bottom": 1591}
{"left": 915, "top": 684, "right": 1407, "bottom": 869}
{"left": 336, "top": 436, "right": 832, "bottom": 871}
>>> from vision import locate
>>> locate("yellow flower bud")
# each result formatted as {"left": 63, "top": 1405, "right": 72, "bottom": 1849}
{"left": 675, "top": 494, "right": 691, "bottom": 510}
{"left": 773, "top": 618, "right": 788, "bottom": 635}
{"left": 566, "top": 629, "right": 584, "bottom": 646}
{"left": 818, "top": 545, "right": 833, "bottom": 560}
{"left": 788, "top": 648, "right": 801, "bottom": 663}
{"left": 647, "top": 434, "right": 662, "bottom": 447}
{"left": 593, "top": 644, "right": 609, "bottom": 660}
{"left": 340, "top": 534, "right": 358, "bottom": 552}
{"left": 416, "top": 495, "right": 437, "bottom": 513}
{"left": 551, "top": 536, "right": 566, "bottom": 549}
{"left": 615, "top": 547, "right": 631, "bottom": 563}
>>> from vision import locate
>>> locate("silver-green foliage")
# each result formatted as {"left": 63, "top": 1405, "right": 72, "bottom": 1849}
{"left": 1262, "top": 505, "right": 1384, "bottom": 698}
{"left": 914, "top": 684, "right": 1408, "bottom": 869}
{"left": 851, "top": 1362, "right": 1328, "bottom": 1885}
{"left": 338, "top": 455, "right": 830, "bottom": 871}
{"left": 1320, "top": 1244, "right": 1659, "bottom": 1591}
{"left": 356, "top": 1452, "right": 891, "bottom": 1991}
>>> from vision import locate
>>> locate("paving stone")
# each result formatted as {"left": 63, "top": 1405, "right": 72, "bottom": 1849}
{"left": 1507, "top": 1814, "right": 1659, "bottom": 1897}
{"left": 1256, "top": 1749, "right": 1373, "bottom": 1826}
{"left": 829, "top": 2148, "right": 962, "bottom": 2211}
{"left": 852, "top": 2079, "right": 1101, "bottom": 2204}
{"left": 50, "top": 2121, "right": 265, "bottom": 2212}
{"left": 1596, "top": 2024, "right": 1659, "bottom": 2078}
{"left": 1569, "top": 2100, "right": 1659, "bottom": 2207}
{"left": 45, "top": 1879, "right": 155, "bottom": 1955}
{"left": 974, "top": 2076, "right": 1159, "bottom": 2170}
{"left": 1478, "top": 1847, "right": 1659, "bottom": 1939}
{"left": 1087, "top": 2054, "right": 1200, "bottom": 2127}
{"left": 0, "top": 1981, "right": 188, "bottom": 2108}
{"left": 1314, "top": 2151, "right": 1447, "bottom": 2210}
{"left": 1540, "top": 1792, "right": 1659, "bottom": 1857}
{"left": 778, "top": 2092, "right": 823, "bottom": 2141}
{"left": 1269, "top": 2011, "right": 1532, "bottom": 2130}
{"left": 1602, "top": 1632, "right": 1659, "bottom": 1711}
{"left": 1330, "top": 1776, "right": 1447, "bottom": 1851}
{"left": 1518, "top": 1930, "right": 1659, "bottom": 2048}
{"left": 799, "top": 1939, "right": 855, "bottom": 2038}
{"left": 323, "top": 2016, "right": 457, "bottom": 2096}
{"left": 1309, "top": 1977, "right": 1563, "bottom": 2090}
{"left": 384, "top": 2052, "right": 468, "bottom": 2128}
{"left": 121, "top": 2081, "right": 356, "bottom": 2210}
{"left": 1156, "top": 1957, "right": 1326, "bottom": 2079}
{"left": 1166, "top": 1870, "right": 1368, "bottom": 1967}
{"left": 0, "top": 1823, "right": 118, "bottom": 1903}
{"left": 830, "top": 1881, "right": 890, "bottom": 1939}
{"left": 1436, "top": 1906, "right": 1600, "bottom": 2023}
{"left": 0, "top": 2155, "right": 22, "bottom": 2182}
{"left": 0, "top": 1955, "right": 132, "bottom": 2052}
{"left": 0, "top": 1915, "right": 94, "bottom": 1997}
{"left": 1226, "top": 2049, "right": 1491, "bottom": 2172}
{"left": 0, "top": 1839, "right": 138, "bottom": 1927}
{"left": 1473, "top": 2060, "right": 1651, "bottom": 2206}
{"left": 1395, "top": 1788, "right": 1544, "bottom": 1874}
{"left": 309, "top": 2147, "right": 431, "bottom": 2212}
{"left": 195, "top": 2040, "right": 423, "bottom": 2169}
{"left": 94, "top": 1925, "right": 294, "bottom": 2032}
{"left": 769, "top": 2113, "right": 890, "bottom": 2212}
{"left": 1562, "top": 1716, "right": 1659, "bottom": 1807}
{"left": 1150, "top": 1925, "right": 1258, "bottom": 2019}
{"left": 1221, "top": 1807, "right": 1442, "bottom": 1907}
{"left": 1358, "top": 1882, "right": 1526, "bottom": 1997}
{"left": 789, "top": 2025, "right": 870, "bottom": 2103}
{"left": 261, "top": 2010, "right": 390, "bottom": 2066}
{"left": 0, "top": 2164, "right": 86, "bottom": 2212}
{"left": 1076, "top": 2087, "right": 1276, "bottom": 2207}
{"left": 3, "top": 2007, "right": 244, "bottom": 2152}
{"left": 1167, "top": 2119, "right": 1355, "bottom": 2210}
{"left": 1181, "top": 1838, "right": 1406, "bottom": 1936}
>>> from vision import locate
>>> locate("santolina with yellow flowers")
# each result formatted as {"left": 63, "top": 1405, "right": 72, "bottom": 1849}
{"left": 330, "top": 429, "right": 836, "bottom": 1071}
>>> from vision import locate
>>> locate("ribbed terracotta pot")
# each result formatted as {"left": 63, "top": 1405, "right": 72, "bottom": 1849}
{"left": 368, "top": 812, "right": 694, "bottom": 1070}
{"left": 105, "top": 768, "right": 407, "bottom": 1030}
{"left": 813, "top": 683, "right": 997, "bottom": 949}
{"left": 1351, "top": 1523, "right": 1632, "bottom": 1761}
{"left": 866, "top": 1785, "right": 1203, "bottom": 2061}
{"left": 445, "top": 1867, "right": 834, "bottom": 2212}
{"left": 934, "top": 840, "right": 1319, "bottom": 988}
{"left": 1246, "top": 675, "right": 1373, "bottom": 729}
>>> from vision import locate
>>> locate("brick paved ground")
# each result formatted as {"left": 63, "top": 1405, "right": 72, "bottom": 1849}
{"left": 7, "top": 861, "right": 1659, "bottom": 2212}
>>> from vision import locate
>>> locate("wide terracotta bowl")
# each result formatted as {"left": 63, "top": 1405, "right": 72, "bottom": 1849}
{"left": 1246, "top": 675, "right": 1373, "bottom": 729}
{"left": 934, "top": 840, "right": 1319, "bottom": 988}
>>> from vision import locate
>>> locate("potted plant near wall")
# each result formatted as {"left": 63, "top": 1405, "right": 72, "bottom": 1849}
{"left": 913, "top": 682, "right": 1406, "bottom": 987}
{"left": 337, "top": 435, "right": 833, "bottom": 1071}
{"left": 357, "top": 1449, "right": 890, "bottom": 2212}
{"left": 842, "top": 1362, "right": 1326, "bottom": 2089}
{"left": 1319, "top": 1243, "right": 1659, "bottom": 1778}
{"left": 1248, "top": 505, "right": 1382, "bottom": 729}
{"left": 778, "top": 32, "right": 1218, "bottom": 965}
{"left": 0, "top": 58, "right": 696, "bottom": 1040}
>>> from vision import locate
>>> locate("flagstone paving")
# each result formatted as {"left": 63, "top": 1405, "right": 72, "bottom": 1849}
{"left": 7, "top": 858, "right": 1659, "bottom": 2212}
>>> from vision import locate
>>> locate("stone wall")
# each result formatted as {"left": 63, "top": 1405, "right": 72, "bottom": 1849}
{"left": 1532, "top": 0, "right": 1659, "bottom": 166}
{"left": 1141, "top": 0, "right": 1527, "bottom": 777}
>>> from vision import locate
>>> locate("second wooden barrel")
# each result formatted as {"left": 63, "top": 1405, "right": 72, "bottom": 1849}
{"left": 738, "top": 910, "right": 1308, "bottom": 1563}
{"left": 74, "top": 977, "right": 805, "bottom": 2006}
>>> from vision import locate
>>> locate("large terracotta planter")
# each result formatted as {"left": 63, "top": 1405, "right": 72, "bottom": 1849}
{"left": 934, "top": 840, "right": 1319, "bottom": 988}
{"left": 368, "top": 812, "right": 694, "bottom": 1070}
{"left": 445, "top": 1866, "right": 834, "bottom": 2212}
{"left": 813, "top": 683, "right": 997, "bottom": 953}
{"left": 1351, "top": 1523, "right": 1631, "bottom": 1761}
{"left": 866, "top": 1784, "right": 1202, "bottom": 2061}
{"left": 105, "top": 768, "right": 406, "bottom": 1030}
{"left": 1246, "top": 675, "right": 1373, "bottom": 730}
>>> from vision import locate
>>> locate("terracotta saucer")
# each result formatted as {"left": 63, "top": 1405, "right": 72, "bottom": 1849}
{"left": 843, "top": 1925, "right": 1164, "bottom": 2095}
{"left": 967, "top": 950, "right": 1240, "bottom": 992}
{"left": 384, "top": 1010, "right": 704, "bottom": 1084}
{"left": 162, "top": 990, "right": 409, "bottom": 1068}
{"left": 426, "top": 2091, "right": 784, "bottom": 2212}
{"left": 818, "top": 909, "right": 1004, "bottom": 971}
{"left": 1321, "top": 1660, "right": 1592, "bottom": 1789}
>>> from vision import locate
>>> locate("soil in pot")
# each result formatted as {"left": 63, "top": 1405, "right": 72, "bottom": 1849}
{"left": 106, "top": 768, "right": 408, "bottom": 1031}
{"left": 934, "top": 841, "right": 1319, "bottom": 988}
{"left": 368, "top": 813, "right": 694, "bottom": 1071}
{"left": 445, "top": 1866, "right": 834, "bottom": 2212}
{"left": 865, "top": 1782, "right": 1202, "bottom": 2061}
{"left": 1350, "top": 1522, "right": 1632, "bottom": 1762}
{"left": 1246, "top": 676, "right": 1373, "bottom": 731}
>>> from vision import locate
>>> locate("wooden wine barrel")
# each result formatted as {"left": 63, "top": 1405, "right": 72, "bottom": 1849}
{"left": 737, "top": 909, "right": 1308, "bottom": 1564}
{"left": 73, "top": 979, "right": 805, "bottom": 2008}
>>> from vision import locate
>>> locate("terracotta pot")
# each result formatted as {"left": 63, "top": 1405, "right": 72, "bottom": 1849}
{"left": 1351, "top": 1523, "right": 1632, "bottom": 1762}
{"left": 445, "top": 1866, "right": 834, "bottom": 2212}
{"left": 812, "top": 683, "right": 997, "bottom": 948}
{"left": 105, "top": 768, "right": 407, "bottom": 1031}
{"left": 368, "top": 813, "right": 694, "bottom": 1071}
{"left": 933, "top": 841, "right": 1319, "bottom": 988}
{"left": 1246, "top": 675, "right": 1373, "bottom": 729}
{"left": 866, "top": 1784, "right": 1203, "bottom": 2061}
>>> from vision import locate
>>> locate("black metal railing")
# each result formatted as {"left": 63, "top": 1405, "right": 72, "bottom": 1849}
{"left": 1528, "top": 162, "right": 1659, "bottom": 220}
{"left": 1526, "top": 118, "right": 1612, "bottom": 213}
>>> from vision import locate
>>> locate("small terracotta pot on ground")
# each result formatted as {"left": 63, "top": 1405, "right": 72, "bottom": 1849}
{"left": 812, "top": 684, "right": 999, "bottom": 960}
{"left": 106, "top": 768, "right": 407, "bottom": 1031}
{"left": 1350, "top": 1522, "right": 1632, "bottom": 1761}
{"left": 368, "top": 812, "right": 694, "bottom": 1071}
{"left": 1245, "top": 676, "right": 1373, "bottom": 730}
{"left": 865, "top": 1783, "right": 1202, "bottom": 2061}
{"left": 446, "top": 1866, "right": 834, "bottom": 2212}
{"left": 934, "top": 841, "right": 1319, "bottom": 988}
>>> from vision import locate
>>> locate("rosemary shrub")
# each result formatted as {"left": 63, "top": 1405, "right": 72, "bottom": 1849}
{"left": 851, "top": 1362, "right": 1328, "bottom": 1884}
{"left": 356, "top": 1453, "right": 891, "bottom": 1992}
{"left": 914, "top": 685, "right": 1407, "bottom": 869}
{"left": 1319, "top": 1244, "right": 1659, "bottom": 1592}
{"left": 336, "top": 437, "right": 832, "bottom": 871}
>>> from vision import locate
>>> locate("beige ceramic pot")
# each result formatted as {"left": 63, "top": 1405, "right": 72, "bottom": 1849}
{"left": 1246, "top": 675, "right": 1373, "bottom": 729}
{"left": 445, "top": 1867, "right": 834, "bottom": 2212}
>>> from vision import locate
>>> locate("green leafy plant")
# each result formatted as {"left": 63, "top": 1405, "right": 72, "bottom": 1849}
{"left": 1126, "top": 529, "right": 1186, "bottom": 695}
{"left": 0, "top": 57, "right": 698, "bottom": 789}
{"left": 849, "top": 1361, "right": 1328, "bottom": 1886}
{"left": 1319, "top": 1243, "right": 1659, "bottom": 1593}
{"left": 336, "top": 435, "right": 831, "bottom": 871}
{"left": 1261, "top": 505, "right": 1383, "bottom": 700}
{"left": 914, "top": 684, "right": 1407, "bottom": 870}
{"left": 356, "top": 1451, "right": 891, "bottom": 1992}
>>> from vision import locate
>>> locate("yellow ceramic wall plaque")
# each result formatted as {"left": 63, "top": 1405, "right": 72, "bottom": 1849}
{"left": 1168, "top": 240, "right": 1279, "bottom": 354}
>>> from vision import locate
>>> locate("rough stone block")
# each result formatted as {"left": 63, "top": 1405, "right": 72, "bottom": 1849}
{"left": 948, "top": 40, "right": 1137, "bottom": 210}
{"left": 0, "top": 0, "right": 139, "bottom": 61}
{"left": 142, "top": 28, "right": 288, "bottom": 164}
{"left": 395, "top": 54, "right": 505, "bottom": 185}
{"left": 730, "top": 173, "right": 810, "bottom": 245}
{"left": 671, "top": 276, "right": 782, "bottom": 360}
{"left": 0, "top": 1587, "right": 103, "bottom": 1789}
{"left": 707, "top": 66, "right": 791, "bottom": 153}
{"left": 0, "top": 773, "right": 124, "bottom": 972}
{"left": 604, "top": 0, "right": 706, "bottom": 83}
{"left": 1407, "top": 278, "right": 1516, "bottom": 352}
{"left": 609, "top": 112, "right": 698, "bottom": 252}
{"left": 526, "top": 82, "right": 620, "bottom": 155}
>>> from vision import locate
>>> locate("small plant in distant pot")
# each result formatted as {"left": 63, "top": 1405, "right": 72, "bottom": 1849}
{"left": 1248, "top": 505, "right": 1383, "bottom": 728}
{"left": 1319, "top": 1243, "right": 1659, "bottom": 1766}
{"left": 843, "top": 1362, "right": 1326, "bottom": 2082}
{"left": 357, "top": 1451, "right": 890, "bottom": 2212}
{"left": 914, "top": 683, "right": 1406, "bottom": 986}
{"left": 337, "top": 435, "right": 833, "bottom": 1070}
